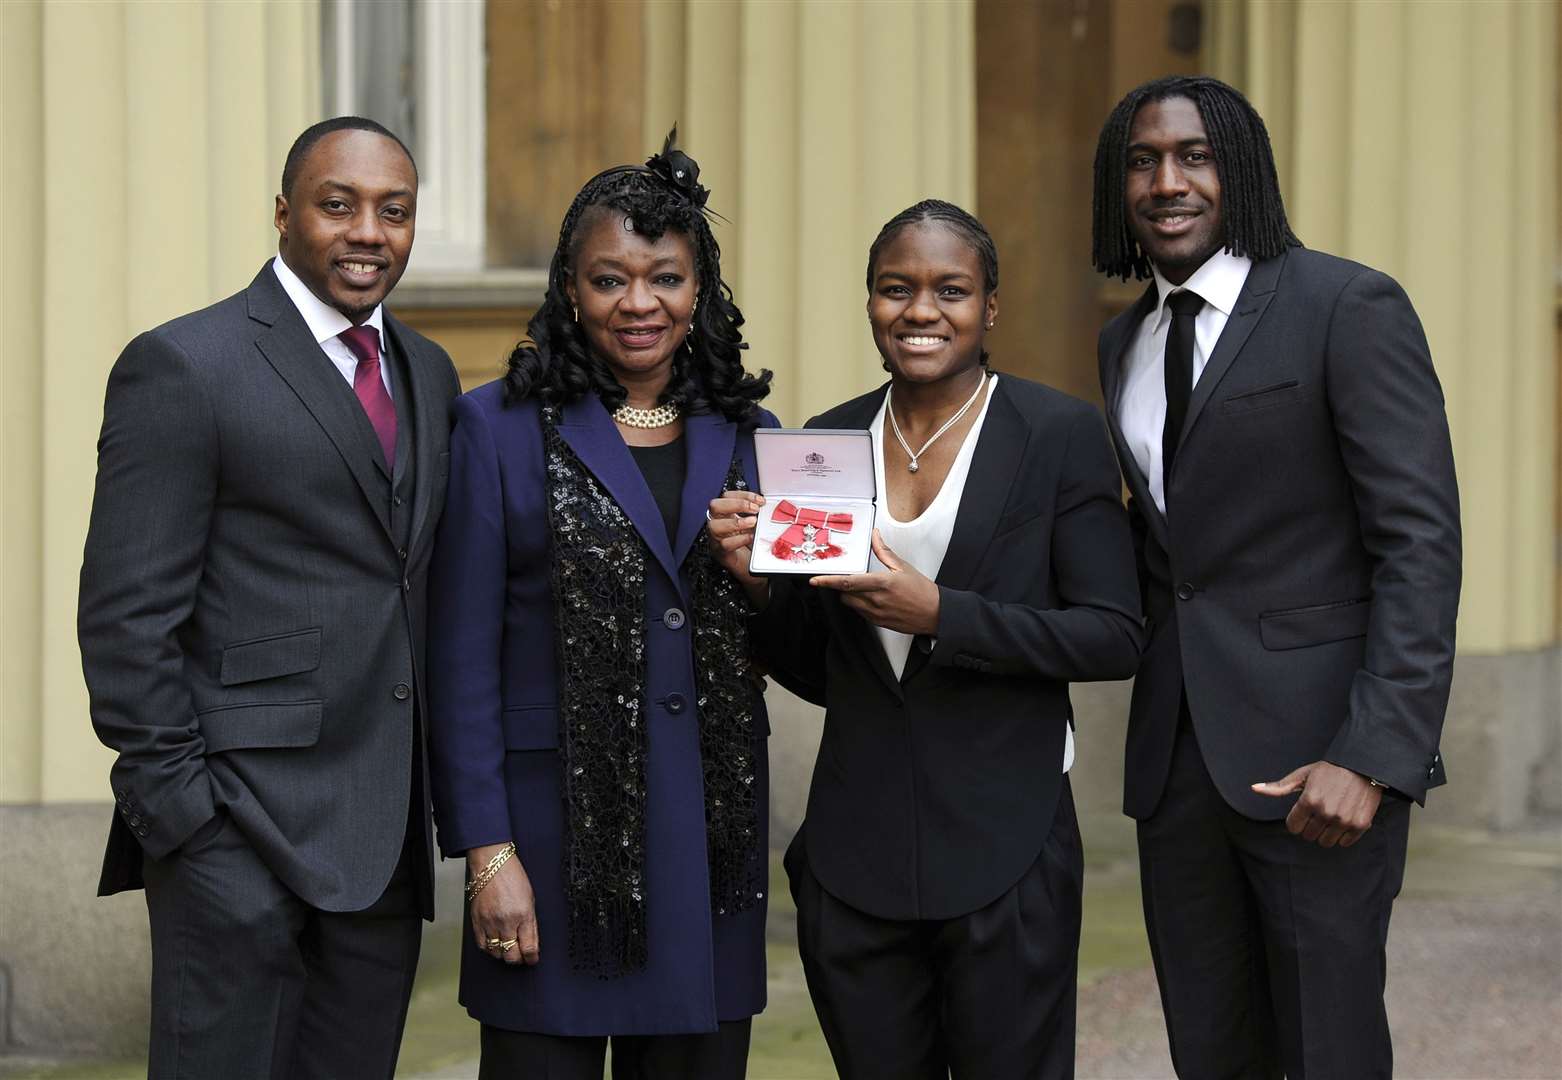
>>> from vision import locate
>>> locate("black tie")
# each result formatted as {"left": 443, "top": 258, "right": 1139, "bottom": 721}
{"left": 1162, "top": 289, "right": 1205, "bottom": 494}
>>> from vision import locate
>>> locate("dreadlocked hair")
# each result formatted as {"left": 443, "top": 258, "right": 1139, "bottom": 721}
{"left": 1092, "top": 75, "right": 1300, "bottom": 281}
{"left": 503, "top": 129, "right": 771, "bottom": 424}
{"left": 866, "top": 199, "right": 999, "bottom": 367}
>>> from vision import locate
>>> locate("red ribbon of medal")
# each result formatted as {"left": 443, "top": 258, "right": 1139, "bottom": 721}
{"left": 770, "top": 499, "right": 854, "bottom": 562}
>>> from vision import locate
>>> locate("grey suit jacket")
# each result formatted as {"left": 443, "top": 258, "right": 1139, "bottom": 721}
{"left": 1097, "top": 247, "right": 1461, "bottom": 820}
{"left": 79, "top": 263, "right": 461, "bottom": 914}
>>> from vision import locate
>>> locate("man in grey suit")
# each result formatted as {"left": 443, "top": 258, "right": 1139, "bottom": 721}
{"left": 79, "top": 116, "right": 461, "bottom": 1078}
{"left": 1092, "top": 77, "right": 1461, "bottom": 1078}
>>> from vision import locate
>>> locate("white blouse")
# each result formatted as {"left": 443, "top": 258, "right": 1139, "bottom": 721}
{"left": 869, "top": 375, "right": 1074, "bottom": 773}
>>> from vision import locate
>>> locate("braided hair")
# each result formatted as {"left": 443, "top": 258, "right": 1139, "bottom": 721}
{"left": 1092, "top": 75, "right": 1300, "bottom": 281}
{"left": 503, "top": 129, "right": 771, "bottom": 423}
{"left": 865, "top": 198, "right": 999, "bottom": 366}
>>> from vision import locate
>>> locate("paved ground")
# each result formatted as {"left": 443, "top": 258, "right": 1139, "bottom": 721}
{"left": 6, "top": 818, "right": 1558, "bottom": 1080}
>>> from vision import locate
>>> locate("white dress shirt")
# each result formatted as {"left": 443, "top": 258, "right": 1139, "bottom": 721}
{"left": 271, "top": 255, "right": 392, "bottom": 398}
{"left": 869, "top": 376, "right": 1075, "bottom": 773}
{"left": 1115, "top": 249, "right": 1251, "bottom": 514}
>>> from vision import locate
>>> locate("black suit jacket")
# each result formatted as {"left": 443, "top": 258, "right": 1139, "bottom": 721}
{"left": 79, "top": 263, "right": 461, "bottom": 915}
{"left": 1097, "top": 248, "right": 1461, "bottom": 821}
{"left": 756, "top": 375, "right": 1142, "bottom": 920}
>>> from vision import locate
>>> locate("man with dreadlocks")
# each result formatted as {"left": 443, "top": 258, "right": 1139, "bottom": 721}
{"left": 1092, "top": 76, "right": 1460, "bottom": 1078}
{"left": 426, "top": 132, "right": 775, "bottom": 1078}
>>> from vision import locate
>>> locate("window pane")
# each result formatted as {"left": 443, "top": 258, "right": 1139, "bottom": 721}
{"left": 321, "top": 0, "right": 420, "bottom": 158}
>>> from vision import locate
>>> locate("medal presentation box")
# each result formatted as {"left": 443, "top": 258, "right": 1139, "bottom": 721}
{"left": 750, "top": 428, "right": 876, "bottom": 576}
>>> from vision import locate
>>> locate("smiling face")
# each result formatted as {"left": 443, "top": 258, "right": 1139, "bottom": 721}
{"left": 564, "top": 209, "right": 699, "bottom": 388}
{"left": 867, "top": 222, "right": 997, "bottom": 385}
{"left": 1124, "top": 95, "right": 1225, "bottom": 284}
{"left": 274, "top": 129, "right": 417, "bottom": 323}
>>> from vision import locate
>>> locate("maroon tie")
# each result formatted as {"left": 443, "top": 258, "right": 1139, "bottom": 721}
{"left": 338, "top": 326, "right": 397, "bottom": 469}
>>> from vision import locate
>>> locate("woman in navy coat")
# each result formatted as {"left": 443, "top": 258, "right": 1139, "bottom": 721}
{"left": 427, "top": 137, "right": 776, "bottom": 1079}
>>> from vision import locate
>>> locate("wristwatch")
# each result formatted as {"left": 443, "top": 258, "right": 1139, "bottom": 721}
{"left": 1366, "top": 776, "right": 1388, "bottom": 790}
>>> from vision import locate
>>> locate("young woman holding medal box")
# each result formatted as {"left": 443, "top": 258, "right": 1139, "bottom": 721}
{"left": 707, "top": 199, "right": 1144, "bottom": 1079}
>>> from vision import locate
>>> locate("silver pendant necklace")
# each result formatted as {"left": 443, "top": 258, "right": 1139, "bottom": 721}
{"left": 886, "top": 373, "right": 990, "bottom": 473}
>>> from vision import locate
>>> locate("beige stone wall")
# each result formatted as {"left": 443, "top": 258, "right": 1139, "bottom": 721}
{"left": 1, "top": 0, "right": 320, "bottom": 805}
{"left": 2, "top": 0, "right": 1555, "bottom": 810}
{"left": 1212, "top": 0, "right": 1559, "bottom": 657}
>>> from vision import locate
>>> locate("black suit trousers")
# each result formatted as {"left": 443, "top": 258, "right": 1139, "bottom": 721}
{"left": 1138, "top": 722, "right": 1410, "bottom": 1080}
{"left": 787, "top": 779, "right": 1083, "bottom": 1080}
{"left": 141, "top": 762, "right": 427, "bottom": 1080}
{"left": 475, "top": 1019, "right": 752, "bottom": 1079}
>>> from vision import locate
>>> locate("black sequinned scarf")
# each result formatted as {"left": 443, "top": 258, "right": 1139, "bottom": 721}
{"left": 541, "top": 407, "right": 763, "bottom": 977}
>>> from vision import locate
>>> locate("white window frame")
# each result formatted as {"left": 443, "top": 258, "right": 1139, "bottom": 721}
{"left": 325, "top": 0, "right": 487, "bottom": 275}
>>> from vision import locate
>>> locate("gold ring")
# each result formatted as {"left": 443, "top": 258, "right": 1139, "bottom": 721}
{"left": 486, "top": 937, "right": 503, "bottom": 949}
{"left": 500, "top": 938, "right": 518, "bottom": 951}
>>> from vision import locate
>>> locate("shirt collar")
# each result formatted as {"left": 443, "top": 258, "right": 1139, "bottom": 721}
{"left": 1150, "top": 248, "right": 1252, "bottom": 324}
{"left": 271, "top": 254, "right": 385, "bottom": 353}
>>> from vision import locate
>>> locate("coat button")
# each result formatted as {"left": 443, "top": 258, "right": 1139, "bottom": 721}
{"left": 393, "top": 495, "right": 404, "bottom": 507}
{"left": 398, "top": 548, "right": 408, "bottom": 561}
{"left": 1176, "top": 582, "right": 1196, "bottom": 601}
{"left": 393, "top": 683, "right": 411, "bottom": 701}
{"left": 402, "top": 577, "right": 411, "bottom": 592}
{"left": 663, "top": 608, "right": 686, "bottom": 630}
{"left": 665, "top": 693, "right": 687, "bottom": 714}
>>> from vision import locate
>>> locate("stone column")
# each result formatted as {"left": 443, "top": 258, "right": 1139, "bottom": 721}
{"left": 643, "top": 0, "right": 977, "bottom": 425}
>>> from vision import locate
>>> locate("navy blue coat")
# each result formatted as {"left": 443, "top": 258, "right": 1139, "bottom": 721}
{"left": 427, "top": 380, "right": 773, "bottom": 1035}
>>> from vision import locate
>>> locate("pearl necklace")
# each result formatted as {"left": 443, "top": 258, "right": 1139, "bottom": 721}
{"left": 886, "top": 373, "right": 990, "bottom": 473}
{"left": 612, "top": 401, "right": 682, "bottom": 429}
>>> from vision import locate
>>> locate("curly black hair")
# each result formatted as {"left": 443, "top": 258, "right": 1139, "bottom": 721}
{"left": 503, "top": 130, "right": 771, "bottom": 424}
{"left": 1092, "top": 75, "right": 1300, "bottom": 281}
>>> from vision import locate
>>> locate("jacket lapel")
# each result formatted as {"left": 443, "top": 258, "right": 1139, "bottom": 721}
{"left": 672, "top": 411, "right": 736, "bottom": 569}
{"left": 387, "top": 314, "right": 445, "bottom": 561}
{"left": 1176, "top": 251, "right": 1284, "bottom": 453}
{"left": 1099, "top": 283, "right": 1168, "bottom": 549}
{"left": 555, "top": 394, "right": 683, "bottom": 593}
{"left": 934, "top": 379, "right": 1027, "bottom": 594}
{"left": 890, "top": 380, "right": 1024, "bottom": 686}
{"left": 247, "top": 267, "right": 393, "bottom": 541}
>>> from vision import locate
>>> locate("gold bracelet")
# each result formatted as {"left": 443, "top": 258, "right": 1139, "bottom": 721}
{"left": 465, "top": 842, "right": 516, "bottom": 903}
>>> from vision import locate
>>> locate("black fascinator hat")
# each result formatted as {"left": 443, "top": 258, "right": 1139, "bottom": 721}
{"left": 644, "top": 126, "right": 713, "bottom": 213}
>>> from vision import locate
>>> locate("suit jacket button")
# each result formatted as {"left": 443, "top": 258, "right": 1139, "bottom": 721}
{"left": 665, "top": 693, "right": 686, "bottom": 714}
{"left": 393, "top": 495, "right": 404, "bottom": 507}
{"left": 663, "top": 608, "right": 686, "bottom": 630}
{"left": 402, "top": 577, "right": 411, "bottom": 592}
{"left": 393, "top": 683, "right": 411, "bottom": 701}
{"left": 398, "top": 548, "right": 408, "bottom": 561}
{"left": 1176, "top": 582, "right": 1196, "bottom": 601}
